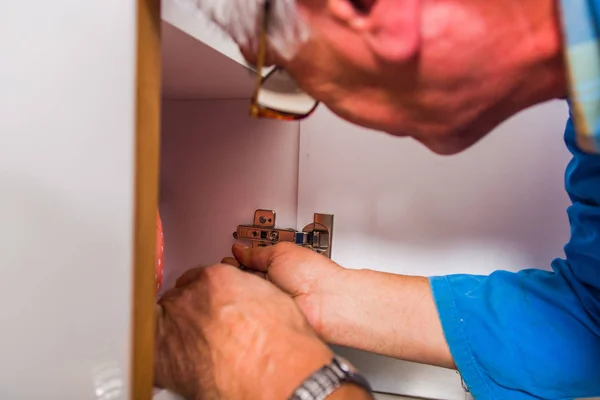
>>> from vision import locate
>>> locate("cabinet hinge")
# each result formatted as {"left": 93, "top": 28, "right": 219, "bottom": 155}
{"left": 233, "top": 209, "right": 334, "bottom": 258}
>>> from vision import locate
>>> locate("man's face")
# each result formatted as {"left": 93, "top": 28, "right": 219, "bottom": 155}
{"left": 225, "top": 0, "right": 566, "bottom": 154}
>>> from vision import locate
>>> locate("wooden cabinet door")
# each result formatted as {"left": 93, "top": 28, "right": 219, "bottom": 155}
{"left": 297, "top": 100, "right": 572, "bottom": 399}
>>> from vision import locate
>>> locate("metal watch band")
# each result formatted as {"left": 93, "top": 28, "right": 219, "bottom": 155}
{"left": 289, "top": 355, "right": 373, "bottom": 400}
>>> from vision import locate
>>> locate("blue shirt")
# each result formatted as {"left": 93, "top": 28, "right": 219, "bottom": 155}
{"left": 429, "top": 2, "right": 600, "bottom": 398}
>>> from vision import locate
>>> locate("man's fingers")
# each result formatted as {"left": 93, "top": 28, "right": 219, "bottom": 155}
{"left": 174, "top": 266, "right": 204, "bottom": 288}
{"left": 232, "top": 242, "right": 277, "bottom": 272}
{"left": 250, "top": 271, "right": 269, "bottom": 280}
{"left": 223, "top": 255, "right": 268, "bottom": 279}
{"left": 170, "top": 244, "right": 304, "bottom": 288}
{"left": 222, "top": 252, "right": 268, "bottom": 279}
{"left": 221, "top": 257, "right": 240, "bottom": 267}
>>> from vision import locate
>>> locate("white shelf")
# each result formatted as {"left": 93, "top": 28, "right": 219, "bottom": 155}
{"left": 161, "top": 0, "right": 271, "bottom": 100}
{"left": 162, "top": 0, "right": 247, "bottom": 67}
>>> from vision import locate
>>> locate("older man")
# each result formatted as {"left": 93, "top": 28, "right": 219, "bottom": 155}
{"left": 155, "top": 1, "right": 600, "bottom": 399}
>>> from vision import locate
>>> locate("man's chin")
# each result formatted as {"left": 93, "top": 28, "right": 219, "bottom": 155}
{"left": 414, "top": 135, "right": 482, "bottom": 156}
{"left": 386, "top": 130, "right": 410, "bottom": 138}
{"left": 384, "top": 130, "right": 473, "bottom": 155}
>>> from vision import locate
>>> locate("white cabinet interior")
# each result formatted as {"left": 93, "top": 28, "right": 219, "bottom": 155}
{"left": 159, "top": 100, "right": 300, "bottom": 291}
{"left": 158, "top": 17, "right": 301, "bottom": 398}
{"left": 160, "top": 4, "right": 573, "bottom": 399}
{"left": 162, "top": 22, "right": 254, "bottom": 100}
{"left": 160, "top": 0, "right": 299, "bottom": 290}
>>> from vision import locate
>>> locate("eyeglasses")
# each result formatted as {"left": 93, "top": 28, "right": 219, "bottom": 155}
{"left": 249, "top": 0, "right": 319, "bottom": 121}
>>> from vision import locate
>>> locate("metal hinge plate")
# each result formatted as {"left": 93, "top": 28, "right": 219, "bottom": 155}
{"left": 233, "top": 209, "right": 334, "bottom": 258}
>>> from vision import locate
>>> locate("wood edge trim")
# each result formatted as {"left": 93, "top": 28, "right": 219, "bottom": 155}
{"left": 131, "top": 0, "right": 162, "bottom": 398}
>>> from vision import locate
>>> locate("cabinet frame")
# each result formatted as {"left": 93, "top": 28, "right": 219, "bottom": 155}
{"left": 132, "top": 0, "right": 162, "bottom": 398}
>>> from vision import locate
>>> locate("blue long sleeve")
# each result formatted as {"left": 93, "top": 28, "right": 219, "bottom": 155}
{"left": 429, "top": 116, "right": 600, "bottom": 400}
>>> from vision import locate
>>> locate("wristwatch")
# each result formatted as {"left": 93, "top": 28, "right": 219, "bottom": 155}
{"left": 289, "top": 355, "right": 373, "bottom": 400}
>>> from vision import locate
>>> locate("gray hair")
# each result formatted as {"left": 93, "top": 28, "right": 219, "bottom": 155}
{"left": 174, "top": 0, "right": 310, "bottom": 60}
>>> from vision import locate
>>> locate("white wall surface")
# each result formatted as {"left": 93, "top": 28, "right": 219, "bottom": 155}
{"left": 0, "top": 1, "right": 137, "bottom": 399}
{"left": 299, "top": 101, "right": 572, "bottom": 278}
{"left": 159, "top": 99, "right": 300, "bottom": 292}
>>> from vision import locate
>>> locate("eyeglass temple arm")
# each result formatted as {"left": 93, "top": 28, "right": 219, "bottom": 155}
{"left": 251, "top": 0, "right": 271, "bottom": 103}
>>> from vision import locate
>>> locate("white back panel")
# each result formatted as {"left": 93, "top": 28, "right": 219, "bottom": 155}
{"left": 298, "top": 100, "right": 572, "bottom": 398}
{"left": 0, "top": 2, "right": 137, "bottom": 398}
{"left": 159, "top": 99, "right": 300, "bottom": 292}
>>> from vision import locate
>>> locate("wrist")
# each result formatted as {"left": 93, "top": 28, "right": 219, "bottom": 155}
{"left": 315, "top": 267, "right": 367, "bottom": 346}
{"left": 288, "top": 354, "right": 374, "bottom": 400}
{"left": 317, "top": 268, "right": 453, "bottom": 366}
{"left": 253, "top": 331, "right": 335, "bottom": 400}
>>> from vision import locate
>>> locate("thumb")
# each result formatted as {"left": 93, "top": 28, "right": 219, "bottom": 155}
{"left": 232, "top": 242, "right": 279, "bottom": 272}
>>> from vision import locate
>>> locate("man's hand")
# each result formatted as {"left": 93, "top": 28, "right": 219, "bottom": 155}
{"left": 222, "top": 242, "right": 345, "bottom": 337}
{"left": 154, "top": 263, "right": 335, "bottom": 399}
{"left": 224, "top": 243, "right": 456, "bottom": 369}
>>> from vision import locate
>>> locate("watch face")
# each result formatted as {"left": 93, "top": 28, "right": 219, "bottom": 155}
{"left": 332, "top": 355, "right": 373, "bottom": 395}
{"left": 289, "top": 355, "right": 373, "bottom": 400}
{"left": 334, "top": 355, "right": 352, "bottom": 371}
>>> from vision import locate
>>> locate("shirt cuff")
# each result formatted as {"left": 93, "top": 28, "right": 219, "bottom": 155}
{"left": 429, "top": 275, "right": 494, "bottom": 399}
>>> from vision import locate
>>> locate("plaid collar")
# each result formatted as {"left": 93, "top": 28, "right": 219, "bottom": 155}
{"left": 559, "top": 0, "right": 600, "bottom": 153}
